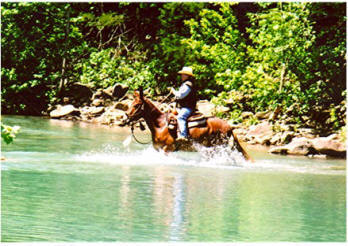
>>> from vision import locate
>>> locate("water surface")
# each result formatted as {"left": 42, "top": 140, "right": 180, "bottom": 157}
{"left": 1, "top": 116, "right": 346, "bottom": 242}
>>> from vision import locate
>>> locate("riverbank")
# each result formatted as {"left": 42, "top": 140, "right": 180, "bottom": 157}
{"left": 46, "top": 85, "right": 346, "bottom": 159}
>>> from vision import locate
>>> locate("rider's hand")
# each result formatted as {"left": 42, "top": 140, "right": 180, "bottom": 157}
{"left": 170, "top": 87, "right": 176, "bottom": 94}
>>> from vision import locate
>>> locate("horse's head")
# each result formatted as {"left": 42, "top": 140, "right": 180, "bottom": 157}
{"left": 122, "top": 88, "right": 145, "bottom": 125}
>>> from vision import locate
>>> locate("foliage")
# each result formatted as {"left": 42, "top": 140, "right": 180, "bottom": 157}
{"left": 239, "top": 2, "right": 315, "bottom": 112}
{"left": 182, "top": 3, "right": 247, "bottom": 97}
{"left": 1, "top": 2, "right": 88, "bottom": 114}
{"left": 1, "top": 122, "right": 20, "bottom": 144}
{"left": 78, "top": 48, "right": 156, "bottom": 93}
{"left": 1, "top": 2, "right": 346, "bottom": 132}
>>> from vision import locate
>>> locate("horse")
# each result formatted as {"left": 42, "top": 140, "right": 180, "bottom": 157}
{"left": 122, "top": 88, "right": 253, "bottom": 162}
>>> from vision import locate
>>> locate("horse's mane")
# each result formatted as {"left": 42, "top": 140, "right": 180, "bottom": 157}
{"left": 144, "top": 97, "right": 163, "bottom": 115}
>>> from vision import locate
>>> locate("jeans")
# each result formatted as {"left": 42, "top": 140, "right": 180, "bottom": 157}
{"left": 177, "top": 107, "right": 193, "bottom": 138}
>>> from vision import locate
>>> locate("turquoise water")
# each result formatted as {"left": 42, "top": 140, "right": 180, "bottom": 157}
{"left": 1, "top": 116, "right": 346, "bottom": 242}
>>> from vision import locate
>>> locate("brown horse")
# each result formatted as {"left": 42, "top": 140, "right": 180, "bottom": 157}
{"left": 123, "top": 89, "right": 253, "bottom": 161}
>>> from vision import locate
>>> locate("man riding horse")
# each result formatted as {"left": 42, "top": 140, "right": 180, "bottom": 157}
{"left": 170, "top": 66, "right": 197, "bottom": 143}
{"left": 122, "top": 67, "right": 253, "bottom": 161}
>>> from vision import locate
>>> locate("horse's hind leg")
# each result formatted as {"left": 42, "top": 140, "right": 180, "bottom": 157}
{"left": 229, "top": 131, "right": 254, "bottom": 162}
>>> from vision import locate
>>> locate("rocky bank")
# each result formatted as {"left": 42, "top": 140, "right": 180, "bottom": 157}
{"left": 48, "top": 83, "right": 346, "bottom": 159}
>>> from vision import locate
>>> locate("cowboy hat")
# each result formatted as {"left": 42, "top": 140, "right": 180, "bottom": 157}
{"left": 178, "top": 66, "right": 194, "bottom": 77}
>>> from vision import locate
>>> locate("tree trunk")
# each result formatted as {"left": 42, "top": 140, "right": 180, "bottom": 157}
{"left": 278, "top": 63, "right": 286, "bottom": 93}
{"left": 58, "top": 5, "right": 71, "bottom": 95}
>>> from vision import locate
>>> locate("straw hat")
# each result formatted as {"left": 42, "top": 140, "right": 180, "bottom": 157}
{"left": 178, "top": 66, "right": 194, "bottom": 77}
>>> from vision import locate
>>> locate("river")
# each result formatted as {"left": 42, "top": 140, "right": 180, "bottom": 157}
{"left": 1, "top": 115, "right": 346, "bottom": 242}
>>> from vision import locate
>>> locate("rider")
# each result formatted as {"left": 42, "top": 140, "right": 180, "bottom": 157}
{"left": 170, "top": 66, "right": 197, "bottom": 141}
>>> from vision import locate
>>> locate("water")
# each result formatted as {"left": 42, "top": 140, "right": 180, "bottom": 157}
{"left": 1, "top": 116, "right": 346, "bottom": 242}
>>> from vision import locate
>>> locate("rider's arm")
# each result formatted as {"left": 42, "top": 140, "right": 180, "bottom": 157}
{"left": 172, "top": 84, "right": 191, "bottom": 99}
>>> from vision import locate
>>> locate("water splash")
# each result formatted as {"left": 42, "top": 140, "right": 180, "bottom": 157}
{"left": 192, "top": 142, "right": 247, "bottom": 166}
{"left": 75, "top": 143, "right": 247, "bottom": 170}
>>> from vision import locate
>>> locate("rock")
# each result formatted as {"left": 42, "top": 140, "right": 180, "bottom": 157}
{"left": 97, "top": 109, "right": 127, "bottom": 125}
{"left": 297, "top": 128, "right": 317, "bottom": 139}
{"left": 308, "top": 154, "right": 327, "bottom": 159}
{"left": 114, "top": 102, "right": 129, "bottom": 111}
{"left": 327, "top": 133, "right": 340, "bottom": 141}
{"left": 197, "top": 100, "right": 215, "bottom": 117}
{"left": 241, "top": 112, "right": 254, "bottom": 119}
{"left": 269, "top": 105, "right": 282, "bottom": 121}
{"left": 270, "top": 133, "right": 282, "bottom": 146}
{"left": 63, "top": 97, "right": 70, "bottom": 104}
{"left": 245, "top": 121, "right": 274, "bottom": 145}
{"left": 254, "top": 135, "right": 272, "bottom": 145}
{"left": 61, "top": 83, "right": 93, "bottom": 105}
{"left": 103, "top": 86, "right": 115, "bottom": 98}
{"left": 50, "top": 105, "right": 80, "bottom": 119}
{"left": 255, "top": 111, "right": 271, "bottom": 120}
{"left": 233, "top": 127, "right": 247, "bottom": 138}
{"left": 88, "top": 106, "right": 105, "bottom": 116}
{"left": 91, "top": 99, "right": 104, "bottom": 107}
{"left": 269, "top": 137, "right": 316, "bottom": 156}
{"left": 216, "top": 105, "right": 230, "bottom": 114}
{"left": 112, "top": 83, "right": 129, "bottom": 99}
{"left": 311, "top": 137, "right": 346, "bottom": 158}
{"left": 280, "top": 131, "right": 295, "bottom": 144}
{"left": 248, "top": 121, "right": 273, "bottom": 137}
{"left": 269, "top": 146, "right": 288, "bottom": 155}
{"left": 92, "top": 89, "right": 103, "bottom": 101}
{"left": 225, "top": 98, "right": 234, "bottom": 107}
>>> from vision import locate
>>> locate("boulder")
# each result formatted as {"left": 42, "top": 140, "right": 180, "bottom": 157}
{"left": 91, "top": 89, "right": 103, "bottom": 101}
{"left": 298, "top": 128, "right": 316, "bottom": 139}
{"left": 50, "top": 105, "right": 80, "bottom": 119}
{"left": 255, "top": 111, "right": 271, "bottom": 120}
{"left": 114, "top": 102, "right": 129, "bottom": 111}
{"left": 87, "top": 106, "right": 105, "bottom": 116}
{"left": 197, "top": 100, "right": 215, "bottom": 117}
{"left": 112, "top": 83, "right": 129, "bottom": 100}
{"left": 311, "top": 137, "right": 346, "bottom": 158}
{"left": 241, "top": 112, "right": 254, "bottom": 119}
{"left": 244, "top": 122, "right": 274, "bottom": 145}
{"left": 61, "top": 83, "right": 93, "bottom": 105}
{"left": 280, "top": 131, "right": 295, "bottom": 144}
{"left": 247, "top": 121, "right": 273, "bottom": 136}
{"left": 91, "top": 98, "right": 104, "bottom": 107}
{"left": 215, "top": 105, "right": 230, "bottom": 114}
{"left": 97, "top": 109, "right": 127, "bottom": 125}
{"left": 103, "top": 86, "right": 115, "bottom": 98}
{"left": 269, "top": 137, "right": 316, "bottom": 156}
{"left": 270, "top": 133, "right": 282, "bottom": 146}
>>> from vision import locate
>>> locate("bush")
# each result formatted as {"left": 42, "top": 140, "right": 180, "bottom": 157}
{"left": 78, "top": 48, "right": 156, "bottom": 93}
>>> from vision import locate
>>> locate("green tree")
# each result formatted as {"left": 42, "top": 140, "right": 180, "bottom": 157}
{"left": 1, "top": 2, "right": 88, "bottom": 114}
{"left": 243, "top": 2, "right": 315, "bottom": 111}
{"left": 182, "top": 3, "right": 248, "bottom": 97}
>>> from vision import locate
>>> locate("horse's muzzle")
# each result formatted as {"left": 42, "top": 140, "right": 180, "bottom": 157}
{"left": 119, "top": 114, "right": 130, "bottom": 126}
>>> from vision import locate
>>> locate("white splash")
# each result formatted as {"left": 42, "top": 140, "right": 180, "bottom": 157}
{"left": 74, "top": 143, "right": 248, "bottom": 170}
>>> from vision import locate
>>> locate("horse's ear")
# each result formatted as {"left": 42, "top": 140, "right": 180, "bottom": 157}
{"left": 139, "top": 86, "right": 144, "bottom": 100}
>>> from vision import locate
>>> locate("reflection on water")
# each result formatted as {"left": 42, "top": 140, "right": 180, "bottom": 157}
{"left": 1, "top": 116, "right": 346, "bottom": 242}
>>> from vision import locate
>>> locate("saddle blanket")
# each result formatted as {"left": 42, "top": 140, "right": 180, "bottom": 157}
{"left": 188, "top": 119, "right": 206, "bottom": 128}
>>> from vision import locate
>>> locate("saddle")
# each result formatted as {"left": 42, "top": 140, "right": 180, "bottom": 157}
{"left": 167, "top": 111, "right": 207, "bottom": 130}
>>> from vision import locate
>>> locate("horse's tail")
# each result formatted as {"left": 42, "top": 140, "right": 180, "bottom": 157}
{"left": 228, "top": 129, "right": 254, "bottom": 162}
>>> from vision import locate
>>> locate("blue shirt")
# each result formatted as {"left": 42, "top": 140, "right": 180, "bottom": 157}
{"left": 173, "top": 82, "right": 192, "bottom": 99}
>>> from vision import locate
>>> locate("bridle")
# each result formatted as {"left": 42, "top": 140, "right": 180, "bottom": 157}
{"left": 123, "top": 102, "right": 152, "bottom": 144}
{"left": 122, "top": 90, "right": 173, "bottom": 145}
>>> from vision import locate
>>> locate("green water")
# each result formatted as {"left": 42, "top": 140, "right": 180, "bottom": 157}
{"left": 1, "top": 116, "right": 346, "bottom": 242}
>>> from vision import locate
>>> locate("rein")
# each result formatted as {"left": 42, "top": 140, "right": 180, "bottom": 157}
{"left": 130, "top": 121, "right": 152, "bottom": 144}
{"left": 127, "top": 91, "right": 173, "bottom": 145}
